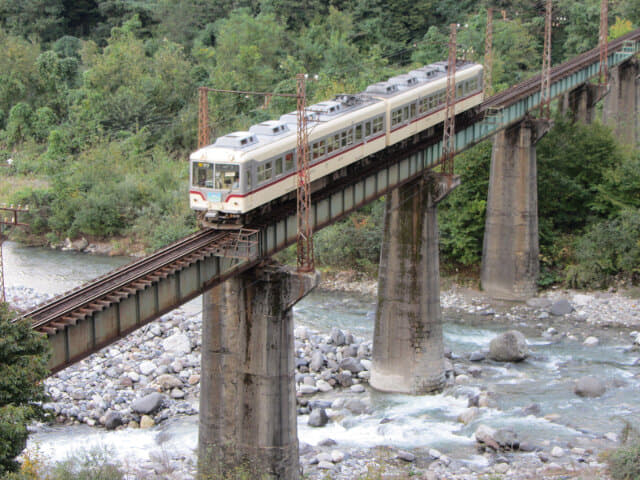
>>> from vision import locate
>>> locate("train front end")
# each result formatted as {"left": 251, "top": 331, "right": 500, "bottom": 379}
{"left": 189, "top": 146, "right": 245, "bottom": 228}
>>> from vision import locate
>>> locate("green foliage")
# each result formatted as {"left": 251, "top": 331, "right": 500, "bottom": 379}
{"left": 438, "top": 142, "right": 491, "bottom": 267}
{"left": 314, "top": 200, "right": 385, "bottom": 275}
{"left": 607, "top": 441, "right": 640, "bottom": 480}
{"left": 0, "top": 303, "right": 49, "bottom": 474}
{"left": 47, "top": 445, "right": 124, "bottom": 480}
{"left": 537, "top": 118, "right": 622, "bottom": 234}
{"left": 565, "top": 209, "right": 640, "bottom": 288}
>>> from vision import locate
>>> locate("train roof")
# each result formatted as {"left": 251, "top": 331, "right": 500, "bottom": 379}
{"left": 194, "top": 60, "right": 482, "bottom": 156}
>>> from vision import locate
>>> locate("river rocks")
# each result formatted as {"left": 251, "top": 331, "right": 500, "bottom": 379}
{"left": 330, "top": 327, "right": 346, "bottom": 346}
{"left": 488, "top": 330, "right": 529, "bottom": 362}
{"left": 132, "top": 392, "right": 165, "bottom": 414}
{"left": 310, "top": 351, "right": 325, "bottom": 372}
{"left": 139, "top": 360, "right": 157, "bottom": 376}
{"left": 550, "top": 299, "right": 574, "bottom": 316}
{"left": 344, "top": 398, "right": 368, "bottom": 415}
{"left": 140, "top": 415, "right": 155, "bottom": 429}
{"left": 574, "top": 376, "right": 606, "bottom": 397}
{"left": 397, "top": 451, "right": 416, "bottom": 462}
{"left": 458, "top": 407, "right": 478, "bottom": 425}
{"left": 162, "top": 333, "right": 192, "bottom": 354}
{"left": 308, "top": 408, "right": 329, "bottom": 427}
{"left": 104, "top": 410, "right": 123, "bottom": 430}
{"left": 551, "top": 446, "right": 564, "bottom": 457}
{"left": 340, "top": 357, "right": 364, "bottom": 374}
{"left": 583, "top": 336, "right": 599, "bottom": 346}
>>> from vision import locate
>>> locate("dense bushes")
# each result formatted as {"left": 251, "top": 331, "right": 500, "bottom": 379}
{"left": 0, "top": 304, "right": 49, "bottom": 474}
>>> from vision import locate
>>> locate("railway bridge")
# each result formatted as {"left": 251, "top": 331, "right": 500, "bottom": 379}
{"left": 19, "top": 29, "right": 640, "bottom": 479}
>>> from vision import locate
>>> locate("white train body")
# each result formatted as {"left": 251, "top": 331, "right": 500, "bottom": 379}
{"left": 189, "top": 62, "right": 483, "bottom": 224}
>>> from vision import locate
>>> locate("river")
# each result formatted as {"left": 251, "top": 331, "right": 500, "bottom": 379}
{"left": 4, "top": 240, "right": 639, "bottom": 477}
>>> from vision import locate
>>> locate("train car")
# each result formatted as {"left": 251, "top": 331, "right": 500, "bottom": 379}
{"left": 189, "top": 60, "right": 483, "bottom": 228}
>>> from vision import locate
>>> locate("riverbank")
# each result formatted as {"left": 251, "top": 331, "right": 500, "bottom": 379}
{"left": 14, "top": 271, "right": 639, "bottom": 480}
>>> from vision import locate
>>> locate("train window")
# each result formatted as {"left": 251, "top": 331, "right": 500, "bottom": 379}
{"left": 257, "top": 161, "right": 272, "bottom": 183}
{"left": 355, "top": 124, "right": 363, "bottom": 141}
{"left": 456, "top": 84, "right": 463, "bottom": 97}
{"left": 373, "top": 116, "right": 383, "bottom": 134}
{"left": 340, "top": 131, "right": 348, "bottom": 147}
{"left": 213, "top": 163, "right": 240, "bottom": 190}
{"left": 391, "top": 109, "right": 402, "bottom": 126}
{"left": 347, "top": 129, "right": 354, "bottom": 145}
{"left": 193, "top": 162, "right": 213, "bottom": 188}
{"left": 275, "top": 157, "right": 283, "bottom": 175}
{"left": 246, "top": 169, "right": 252, "bottom": 190}
{"left": 365, "top": 122, "right": 372, "bottom": 137}
{"left": 285, "top": 153, "right": 294, "bottom": 171}
{"left": 419, "top": 98, "right": 428, "bottom": 113}
{"left": 410, "top": 103, "right": 416, "bottom": 119}
{"left": 312, "top": 140, "right": 326, "bottom": 159}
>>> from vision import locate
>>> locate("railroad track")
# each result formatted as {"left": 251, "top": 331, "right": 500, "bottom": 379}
{"left": 23, "top": 229, "right": 232, "bottom": 332}
{"left": 482, "top": 29, "right": 640, "bottom": 110}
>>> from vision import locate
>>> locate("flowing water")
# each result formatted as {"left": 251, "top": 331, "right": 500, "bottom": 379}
{"left": 5, "top": 241, "right": 638, "bottom": 467}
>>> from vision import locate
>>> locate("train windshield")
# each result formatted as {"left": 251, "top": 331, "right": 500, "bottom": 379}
{"left": 192, "top": 162, "right": 240, "bottom": 190}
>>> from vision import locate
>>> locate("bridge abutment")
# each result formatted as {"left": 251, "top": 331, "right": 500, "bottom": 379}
{"left": 481, "top": 117, "right": 549, "bottom": 301}
{"left": 370, "top": 178, "right": 445, "bottom": 394}
{"left": 198, "top": 263, "right": 318, "bottom": 479}
{"left": 603, "top": 59, "right": 639, "bottom": 146}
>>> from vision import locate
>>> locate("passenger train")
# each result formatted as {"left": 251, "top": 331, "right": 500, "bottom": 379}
{"left": 189, "top": 61, "right": 483, "bottom": 227}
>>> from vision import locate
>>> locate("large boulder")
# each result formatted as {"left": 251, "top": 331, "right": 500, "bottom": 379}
{"left": 131, "top": 392, "right": 165, "bottom": 415}
{"left": 339, "top": 357, "right": 364, "bottom": 374}
{"left": 308, "top": 408, "right": 329, "bottom": 427}
{"left": 310, "top": 351, "right": 325, "bottom": 372}
{"left": 550, "top": 299, "right": 574, "bottom": 316}
{"left": 330, "top": 328, "right": 346, "bottom": 346}
{"left": 488, "top": 330, "right": 529, "bottom": 362}
{"left": 574, "top": 376, "right": 606, "bottom": 397}
{"left": 104, "top": 411, "right": 123, "bottom": 430}
{"left": 162, "top": 333, "right": 192, "bottom": 354}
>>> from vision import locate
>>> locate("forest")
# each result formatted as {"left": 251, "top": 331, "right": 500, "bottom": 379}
{"left": 0, "top": 0, "right": 638, "bottom": 287}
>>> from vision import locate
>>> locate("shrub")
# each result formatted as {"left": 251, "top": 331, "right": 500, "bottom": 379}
{"left": 607, "top": 441, "right": 640, "bottom": 480}
{"left": 0, "top": 304, "right": 49, "bottom": 474}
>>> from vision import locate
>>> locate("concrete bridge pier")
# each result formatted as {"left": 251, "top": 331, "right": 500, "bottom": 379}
{"left": 198, "top": 263, "right": 319, "bottom": 479}
{"left": 370, "top": 178, "right": 445, "bottom": 394}
{"left": 481, "top": 116, "right": 549, "bottom": 301}
{"left": 559, "top": 83, "right": 602, "bottom": 124}
{"left": 603, "top": 58, "right": 639, "bottom": 146}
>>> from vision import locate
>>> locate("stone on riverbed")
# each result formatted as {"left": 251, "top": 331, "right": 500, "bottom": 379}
{"left": 162, "top": 333, "right": 191, "bottom": 354}
{"left": 155, "top": 374, "right": 183, "bottom": 390}
{"left": 131, "top": 392, "right": 165, "bottom": 414}
{"left": 340, "top": 357, "right": 364, "bottom": 374}
{"left": 488, "top": 330, "right": 529, "bottom": 362}
{"left": 550, "top": 299, "right": 574, "bottom": 316}
{"left": 308, "top": 408, "right": 329, "bottom": 427}
{"left": 103, "top": 410, "right": 123, "bottom": 430}
{"left": 574, "top": 376, "right": 606, "bottom": 397}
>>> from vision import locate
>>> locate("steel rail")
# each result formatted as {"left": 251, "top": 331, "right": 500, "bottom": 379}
{"left": 23, "top": 229, "right": 228, "bottom": 327}
{"left": 481, "top": 29, "right": 640, "bottom": 110}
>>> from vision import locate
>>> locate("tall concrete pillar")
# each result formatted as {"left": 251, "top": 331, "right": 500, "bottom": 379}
{"left": 559, "top": 83, "right": 601, "bottom": 124}
{"left": 198, "top": 264, "right": 318, "bottom": 480}
{"left": 603, "top": 59, "right": 639, "bottom": 146}
{"left": 481, "top": 117, "right": 549, "bottom": 301}
{"left": 370, "top": 178, "right": 445, "bottom": 394}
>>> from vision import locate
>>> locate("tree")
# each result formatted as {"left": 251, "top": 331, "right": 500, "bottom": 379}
{"left": 0, "top": 0, "right": 64, "bottom": 42}
{"left": 0, "top": 303, "right": 49, "bottom": 474}
{"left": 71, "top": 17, "right": 196, "bottom": 145}
{"left": 438, "top": 142, "right": 491, "bottom": 267}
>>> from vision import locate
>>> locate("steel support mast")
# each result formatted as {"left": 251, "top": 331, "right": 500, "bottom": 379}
{"left": 599, "top": 0, "right": 609, "bottom": 85}
{"left": 442, "top": 23, "right": 457, "bottom": 177}
{"left": 540, "top": 0, "right": 553, "bottom": 118}
{"left": 484, "top": 8, "right": 494, "bottom": 97}
{"left": 295, "top": 74, "right": 314, "bottom": 272}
